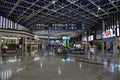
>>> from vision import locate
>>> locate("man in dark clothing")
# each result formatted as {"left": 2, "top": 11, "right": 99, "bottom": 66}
{"left": 16, "top": 44, "right": 20, "bottom": 54}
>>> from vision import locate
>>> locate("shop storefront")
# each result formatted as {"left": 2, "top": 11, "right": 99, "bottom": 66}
{"left": 1, "top": 36, "right": 21, "bottom": 50}
{"left": 94, "top": 21, "right": 120, "bottom": 56}
{"left": 0, "top": 29, "right": 34, "bottom": 53}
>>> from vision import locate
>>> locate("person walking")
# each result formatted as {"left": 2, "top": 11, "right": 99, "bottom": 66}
{"left": 1, "top": 44, "right": 8, "bottom": 56}
{"left": 16, "top": 44, "right": 21, "bottom": 55}
{"left": 19, "top": 44, "right": 22, "bottom": 53}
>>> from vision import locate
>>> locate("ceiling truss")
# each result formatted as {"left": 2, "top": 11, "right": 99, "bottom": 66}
{"left": 0, "top": 0, "right": 120, "bottom": 29}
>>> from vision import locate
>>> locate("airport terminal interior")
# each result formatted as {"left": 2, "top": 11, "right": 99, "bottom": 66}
{"left": 0, "top": 0, "right": 120, "bottom": 80}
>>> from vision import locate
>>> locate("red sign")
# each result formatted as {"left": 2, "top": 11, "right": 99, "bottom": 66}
{"left": 105, "top": 30, "right": 110, "bottom": 38}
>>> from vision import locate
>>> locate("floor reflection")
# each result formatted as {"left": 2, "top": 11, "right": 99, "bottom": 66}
{"left": 1, "top": 55, "right": 7, "bottom": 63}
{"left": 1, "top": 69, "right": 12, "bottom": 80}
{"left": 0, "top": 55, "right": 22, "bottom": 64}
{"left": 0, "top": 50, "right": 120, "bottom": 80}
{"left": 103, "top": 60, "right": 117, "bottom": 72}
{"left": 0, "top": 50, "right": 38, "bottom": 80}
{"left": 0, "top": 54, "right": 26, "bottom": 80}
{"left": 0, "top": 66, "right": 25, "bottom": 80}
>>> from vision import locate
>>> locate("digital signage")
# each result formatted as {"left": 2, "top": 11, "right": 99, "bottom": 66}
{"left": 62, "top": 36, "right": 70, "bottom": 40}
{"left": 88, "top": 35, "right": 93, "bottom": 41}
{"left": 102, "top": 28, "right": 116, "bottom": 38}
{"left": 102, "top": 31, "right": 106, "bottom": 38}
{"left": 117, "top": 27, "right": 120, "bottom": 36}
{"left": 34, "top": 24, "right": 78, "bottom": 30}
{"left": 105, "top": 30, "right": 110, "bottom": 38}
{"left": 110, "top": 28, "right": 116, "bottom": 37}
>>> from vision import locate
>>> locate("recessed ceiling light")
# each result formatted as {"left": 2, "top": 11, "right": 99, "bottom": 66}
{"left": 109, "top": 0, "right": 114, "bottom": 3}
{"left": 52, "top": 0, "right": 56, "bottom": 4}
{"left": 98, "top": 7, "right": 101, "bottom": 10}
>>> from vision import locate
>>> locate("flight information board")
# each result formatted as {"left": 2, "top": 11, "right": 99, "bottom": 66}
{"left": 34, "top": 24, "right": 84, "bottom": 30}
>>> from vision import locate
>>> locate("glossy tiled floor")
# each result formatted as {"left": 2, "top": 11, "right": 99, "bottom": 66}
{"left": 0, "top": 50, "right": 120, "bottom": 80}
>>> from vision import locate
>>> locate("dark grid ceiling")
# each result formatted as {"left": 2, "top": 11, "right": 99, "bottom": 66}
{"left": 0, "top": 0, "right": 120, "bottom": 29}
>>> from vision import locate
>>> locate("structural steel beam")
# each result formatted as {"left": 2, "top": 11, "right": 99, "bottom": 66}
{"left": 8, "top": 0, "right": 22, "bottom": 17}
{"left": 16, "top": 0, "right": 39, "bottom": 23}
{"left": 88, "top": 0, "right": 109, "bottom": 15}
{"left": 109, "top": 0, "right": 119, "bottom": 11}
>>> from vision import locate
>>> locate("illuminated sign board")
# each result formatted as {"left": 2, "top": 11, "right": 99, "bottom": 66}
{"left": 105, "top": 30, "right": 110, "bottom": 38}
{"left": 88, "top": 35, "right": 94, "bottom": 41}
{"left": 102, "top": 28, "right": 116, "bottom": 38}
{"left": 117, "top": 27, "right": 120, "bottom": 36}
{"left": 62, "top": 36, "right": 70, "bottom": 40}
{"left": 34, "top": 24, "right": 78, "bottom": 30}
{"left": 50, "top": 40, "right": 55, "bottom": 44}
{"left": 82, "top": 23, "right": 85, "bottom": 30}
{"left": 110, "top": 28, "right": 116, "bottom": 37}
{"left": 52, "top": 24, "right": 68, "bottom": 27}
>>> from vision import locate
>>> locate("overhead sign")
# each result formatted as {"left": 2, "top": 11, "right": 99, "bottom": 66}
{"left": 82, "top": 23, "right": 86, "bottom": 30}
{"left": 34, "top": 24, "right": 79, "bottom": 30}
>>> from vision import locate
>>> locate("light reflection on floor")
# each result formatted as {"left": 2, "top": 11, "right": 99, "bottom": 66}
{"left": 0, "top": 51, "right": 120, "bottom": 80}
{"left": 103, "top": 60, "right": 117, "bottom": 72}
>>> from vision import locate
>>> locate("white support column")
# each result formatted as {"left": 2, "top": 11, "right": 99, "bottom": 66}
{"left": 87, "top": 30, "right": 90, "bottom": 54}
{"left": 102, "top": 20, "right": 105, "bottom": 56}
{"left": 87, "top": 31, "right": 89, "bottom": 53}
{"left": 30, "top": 38, "right": 32, "bottom": 52}
{"left": 113, "top": 41, "right": 116, "bottom": 59}
{"left": 25, "top": 38, "right": 27, "bottom": 52}
{"left": 48, "top": 30, "right": 50, "bottom": 56}
{"left": 0, "top": 36, "right": 1, "bottom": 53}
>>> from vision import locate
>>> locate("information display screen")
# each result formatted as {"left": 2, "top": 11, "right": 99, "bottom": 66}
{"left": 34, "top": 24, "right": 79, "bottom": 30}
